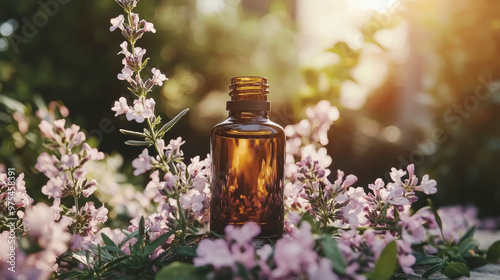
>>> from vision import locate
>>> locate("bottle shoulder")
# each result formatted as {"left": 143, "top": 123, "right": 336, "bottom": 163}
{"left": 212, "top": 119, "right": 285, "bottom": 138}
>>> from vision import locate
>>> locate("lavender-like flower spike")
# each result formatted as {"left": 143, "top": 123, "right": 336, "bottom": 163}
{"left": 115, "top": 0, "right": 140, "bottom": 11}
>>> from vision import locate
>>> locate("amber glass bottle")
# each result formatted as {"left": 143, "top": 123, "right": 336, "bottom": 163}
{"left": 210, "top": 76, "right": 285, "bottom": 238}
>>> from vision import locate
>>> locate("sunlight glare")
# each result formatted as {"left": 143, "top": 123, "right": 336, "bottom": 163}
{"left": 350, "top": 0, "right": 396, "bottom": 12}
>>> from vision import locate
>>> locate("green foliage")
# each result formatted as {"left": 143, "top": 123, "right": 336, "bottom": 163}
{"left": 155, "top": 262, "right": 205, "bottom": 280}
{"left": 486, "top": 240, "right": 500, "bottom": 263}
{"left": 319, "top": 234, "right": 347, "bottom": 275}
{"left": 57, "top": 216, "right": 175, "bottom": 280}
{"left": 369, "top": 241, "right": 398, "bottom": 280}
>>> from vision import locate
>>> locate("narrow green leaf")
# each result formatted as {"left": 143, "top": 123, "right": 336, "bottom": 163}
{"left": 486, "top": 240, "right": 500, "bottom": 263}
{"left": 120, "top": 129, "right": 147, "bottom": 138}
{"left": 422, "top": 263, "right": 445, "bottom": 278}
{"left": 442, "top": 262, "right": 470, "bottom": 279}
{"left": 459, "top": 226, "right": 476, "bottom": 244}
{"left": 101, "top": 245, "right": 125, "bottom": 255}
{"left": 71, "top": 252, "right": 88, "bottom": 266}
{"left": 141, "top": 57, "right": 150, "bottom": 70}
{"left": 158, "top": 108, "right": 189, "bottom": 135}
{"left": 172, "top": 246, "right": 198, "bottom": 257}
{"left": 457, "top": 238, "right": 477, "bottom": 255}
{"left": 125, "top": 140, "right": 151, "bottom": 146}
{"left": 58, "top": 270, "right": 84, "bottom": 279}
{"left": 119, "top": 230, "right": 139, "bottom": 247}
{"left": 144, "top": 230, "right": 175, "bottom": 257}
{"left": 369, "top": 240, "right": 398, "bottom": 280}
{"left": 101, "top": 233, "right": 117, "bottom": 247}
{"left": 155, "top": 262, "right": 204, "bottom": 280}
{"left": 428, "top": 199, "right": 445, "bottom": 241}
{"left": 139, "top": 216, "right": 145, "bottom": 240}
{"left": 320, "top": 235, "right": 347, "bottom": 274}
{"left": 414, "top": 256, "right": 445, "bottom": 266}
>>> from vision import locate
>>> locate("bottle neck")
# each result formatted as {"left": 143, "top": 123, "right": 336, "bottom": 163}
{"left": 226, "top": 76, "right": 270, "bottom": 118}
{"left": 228, "top": 110, "right": 269, "bottom": 120}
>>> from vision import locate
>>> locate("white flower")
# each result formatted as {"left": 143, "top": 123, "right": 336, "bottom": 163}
{"left": 117, "top": 66, "right": 134, "bottom": 82}
{"left": 415, "top": 174, "right": 437, "bottom": 195}
{"left": 111, "top": 97, "right": 130, "bottom": 116}
{"left": 126, "top": 101, "right": 153, "bottom": 123}
{"left": 151, "top": 68, "right": 167, "bottom": 86}
{"left": 110, "top": 14, "right": 125, "bottom": 32}
{"left": 132, "top": 149, "right": 153, "bottom": 176}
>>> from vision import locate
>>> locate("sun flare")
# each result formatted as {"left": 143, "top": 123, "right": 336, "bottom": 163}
{"left": 350, "top": 0, "right": 396, "bottom": 12}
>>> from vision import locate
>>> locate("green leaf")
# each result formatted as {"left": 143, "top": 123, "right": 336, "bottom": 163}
{"left": 369, "top": 240, "right": 398, "bottom": 280}
{"left": 101, "top": 233, "right": 117, "bottom": 247}
{"left": 414, "top": 256, "right": 445, "bottom": 266}
{"left": 125, "top": 140, "right": 151, "bottom": 146}
{"left": 102, "top": 245, "right": 126, "bottom": 255}
{"left": 422, "top": 263, "right": 445, "bottom": 278}
{"left": 119, "top": 230, "right": 139, "bottom": 247}
{"left": 457, "top": 238, "right": 477, "bottom": 256}
{"left": 486, "top": 240, "right": 500, "bottom": 263}
{"left": 459, "top": 226, "right": 476, "bottom": 244}
{"left": 58, "top": 270, "right": 84, "bottom": 279}
{"left": 139, "top": 216, "right": 145, "bottom": 240}
{"left": 144, "top": 230, "right": 175, "bottom": 257}
{"left": 155, "top": 262, "right": 204, "bottom": 280}
{"left": 141, "top": 57, "right": 150, "bottom": 70}
{"left": 71, "top": 252, "right": 89, "bottom": 266}
{"left": 442, "top": 262, "right": 470, "bottom": 279}
{"left": 120, "top": 129, "right": 147, "bottom": 138}
{"left": 172, "top": 246, "right": 198, "bottom": 258}
{"left": 428, "top": 199, "right": 445, "bottom": 241}
{"left": 158, "top": 108, "right": 189, "bottom": 136}
{"left": 236, "top": 262, "right": 250, "bottom": 280}
{"left": 320, "top": 235, "right": 347, "bottom": 274}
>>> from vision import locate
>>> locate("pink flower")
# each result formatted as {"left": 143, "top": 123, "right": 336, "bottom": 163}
{"left": 41, "top": 177, "right": 65, "bottom": 199}
{"left": 112, "top": 97, "right": 130, "bottom": 116}
{"left": 82, "top": 180, "right": 97, "bottom": 198}
{"left": 82, "top": 143, "right": 105, "bottom": 161}
{"left": 256, "top": 244, "right": 273, "bottom": 275}
{"left": 400, "top": 214, "right": 427, "bottom": 243}
{"left": 225, "top": 222, "right": 261, "bottom": 245}
{"left": 132, "top": 149, "right": 153, "bottom": 175}
{"left": 140, "top": 20, "right": 156, "bottom": 33}
{"left": 415, "top": 175, "right": 437, "bottom": 195}
{"left": 53, "top": 119, "right": 66, "bottom": 132}
{"left": 194, "top": 239, "right": 235, "bottom": 269}
{"left": 60, "top": 154, "right": 79, "bottom": 168}
{"left": 273, "top": 223, "right": 317, "bottom": 278}
{"left": 118, "top": 66, "right": 134, "bottom": 82}
{"left": 39, "top": 120, "right": 54, "bottom": 138}
{"left": 150, "top": 68, "right": 167, "bottom": 86}
{"left": 180, "top": 189, "right": 206, "bottom": 213}
{"left": 35, "top": 152, "right": 59, "bottom": 178}
{"left": 308, "top": 258, "right": 339, "bottom": 280}
{"left": 110, "top": 14, "right": 125, "bottom": 32}
{"left": 126, "top": 100, "right": 153, "bottom": 123}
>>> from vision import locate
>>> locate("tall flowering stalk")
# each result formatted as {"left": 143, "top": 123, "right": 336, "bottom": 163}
{"left": 36, "top": 118, "right": 107, "bottom": 250}
{"left": 110, "top": 0, "right": 210, "bottom": 250}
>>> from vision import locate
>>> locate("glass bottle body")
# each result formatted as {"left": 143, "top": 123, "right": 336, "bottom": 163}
{"left": 210, "top": 112, "right": 285, "bottom": 238}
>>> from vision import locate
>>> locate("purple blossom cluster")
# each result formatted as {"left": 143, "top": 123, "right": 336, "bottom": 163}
{"left": 35, "top": 119, "right": 108, "bottom": 250}
{"left": 0, "top": 203, "right": 71, "bottom": 280}
{"left": 195, "top": 222, "right": 337, "bottom": 279}
{"left": 0, "top": 173, "right": 33, "bottom": 222}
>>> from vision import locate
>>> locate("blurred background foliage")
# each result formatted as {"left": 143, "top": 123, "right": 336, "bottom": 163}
{"left": 1, "top": 0, "right": 500, "bottom": 217}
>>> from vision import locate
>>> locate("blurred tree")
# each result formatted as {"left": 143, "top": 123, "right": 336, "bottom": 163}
{"left": 407, "top": 0, "right": 500, "bottom": 216}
